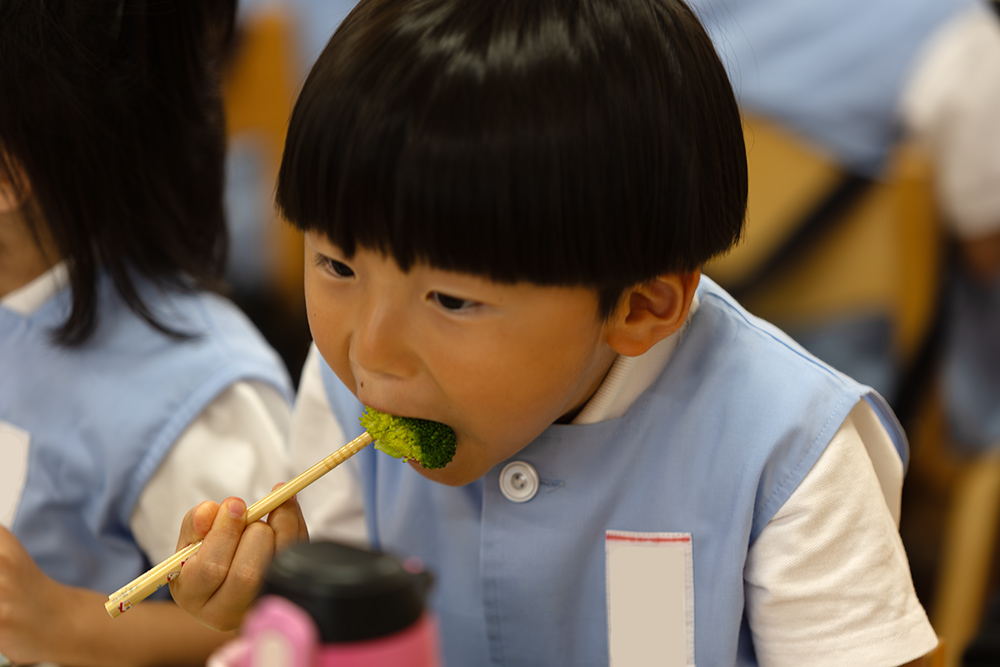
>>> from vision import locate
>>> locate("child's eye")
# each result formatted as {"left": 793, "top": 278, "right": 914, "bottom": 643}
{"left": 316, "top": 255, "right": 355, "bottom": 278}
{"left": 430, "top": 292, "right": 478, "bottom": 312}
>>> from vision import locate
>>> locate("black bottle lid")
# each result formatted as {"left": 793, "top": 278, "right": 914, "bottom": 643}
{"left": 260, "top": 541, "right": 431, "bottom": 643}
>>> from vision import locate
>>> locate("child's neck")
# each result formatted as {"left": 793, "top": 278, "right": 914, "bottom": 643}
{"left": 554, "top": 346, "right": 620, "bottom": 424}
{"left": 0, "top": 211, "right": 59, "bottom": 298}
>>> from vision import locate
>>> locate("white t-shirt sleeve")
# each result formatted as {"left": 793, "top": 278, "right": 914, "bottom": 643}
{"left": 901, "top": 5, "right": 1000, "bottom": 239}
{"left": 287, "top": 344, "right": 368, "bottom": 547}
{"left": 130, "top": 380, "right": 293, "bottom": 566}
{"left": 745, "top": 400, "right": 938, "bottom": 667}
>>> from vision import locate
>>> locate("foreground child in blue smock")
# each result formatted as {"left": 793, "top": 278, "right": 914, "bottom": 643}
{"left": 170, "top": 0, "right": 937, "bottom": 664}
{"left": 0, "top": 1, "right": 293, "bottom": 664}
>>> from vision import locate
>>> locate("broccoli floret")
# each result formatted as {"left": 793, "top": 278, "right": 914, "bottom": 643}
{"left": 359, "top": 407, "right": 457, "bottom": 469}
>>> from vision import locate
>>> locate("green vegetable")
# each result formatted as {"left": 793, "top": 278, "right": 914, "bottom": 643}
{"left": 359, "top": 407, "right": 457, "bottom": 469}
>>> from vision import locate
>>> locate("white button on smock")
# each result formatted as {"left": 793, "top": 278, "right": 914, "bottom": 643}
{"left": 499, "top": 461, "right": 539, "bottom": 503}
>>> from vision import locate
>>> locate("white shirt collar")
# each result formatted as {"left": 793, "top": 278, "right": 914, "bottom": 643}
{"left": 1, "top": 263, "right": 69, "bottom": 315}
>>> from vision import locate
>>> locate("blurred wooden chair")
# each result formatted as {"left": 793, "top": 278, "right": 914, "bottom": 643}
{"left": 914, "top": 403, "right": 1000, "bottom": 667}
{"left": 706, "top": 116, "right": 1000, "bottom": 667}
{"left": 704, "top": 115, "right": 941, "bottom": 367}
{"left": 222, "top": 5, "right": 304, "bottom": 312}
{"left": 923, "top": 638, "right": 948, "bottom": 667}
{"left": 220, "top": 6, "right": 315, "bottom": 377}
{"left": 935, "top": 454, "right": 1000, "bottom": 666}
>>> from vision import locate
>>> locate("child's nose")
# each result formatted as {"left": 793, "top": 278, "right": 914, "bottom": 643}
{"left": 350, "top": 302, "right": 413, "bottom": 378}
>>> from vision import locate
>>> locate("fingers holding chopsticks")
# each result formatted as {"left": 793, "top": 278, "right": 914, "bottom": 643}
{"left": 168, "top": 489, "right": 310, "bottom": 632}
{"left": 169, "top": 497, "right": 271, "bottom": 631}
{"left": 266, "top": 483, "right": 310, "bottom": 550}
{"left": 184, "top": 498, "right": 226, "bottom": 547}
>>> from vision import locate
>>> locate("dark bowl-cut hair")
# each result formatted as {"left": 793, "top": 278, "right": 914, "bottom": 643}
{"left": 277, "top": 0, "right": 747, "bottom": 318}
{"left": 0, "top": 0, "right": 236, "bottom": 345}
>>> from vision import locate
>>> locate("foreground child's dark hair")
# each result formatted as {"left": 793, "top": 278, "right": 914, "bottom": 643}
{"left": 277, "top": 0, "right": 747, "bottom": 318}
{"left": 0, "top": 0, "right": 236, "bottom": 344}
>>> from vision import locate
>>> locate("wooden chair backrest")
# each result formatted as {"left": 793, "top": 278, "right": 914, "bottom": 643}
{"left": 704, "top": 115, "right": 941, "bottom": 363}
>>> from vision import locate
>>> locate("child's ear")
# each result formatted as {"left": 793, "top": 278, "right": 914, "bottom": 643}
{"left": 0, "top": 160, "right": 28, "bottom": 214}
{"left": 605, "top": 270, "right": 701, "bottom": 357}
{"left": 0, "top": 178, "right": 19, "bottom": 214}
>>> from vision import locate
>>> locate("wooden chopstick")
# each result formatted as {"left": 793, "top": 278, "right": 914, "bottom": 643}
{"left": 105, "top": 431, "right": 374, "bottom": 617}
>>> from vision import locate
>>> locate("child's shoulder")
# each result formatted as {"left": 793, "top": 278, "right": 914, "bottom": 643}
{"left": 689, "top": 276, "right": 862, "bottom": 392}
{"left": 76, "top": 275, "right": 292, "bottom": 396}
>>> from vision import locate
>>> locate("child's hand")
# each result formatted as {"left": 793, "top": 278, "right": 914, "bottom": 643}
{"left": 2, "top": 525, "right": 242, "bottom": 665}
{"left": 168, "top": 488, "right": 309, "bottom": 631}
{"left": 0, "top": 525, "right": 65, "bottom": 665}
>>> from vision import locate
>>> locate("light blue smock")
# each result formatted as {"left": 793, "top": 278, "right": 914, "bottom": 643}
{"left": 0, "top": 273, "right": 292, "bottom": 593}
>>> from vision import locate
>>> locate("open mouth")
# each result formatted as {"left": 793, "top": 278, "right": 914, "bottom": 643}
{"left": 359, "top": 407, "right": 457, "bottom": 469}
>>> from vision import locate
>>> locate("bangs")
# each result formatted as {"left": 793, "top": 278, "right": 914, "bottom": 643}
{"left": 277, "top": 0, "right": 746, "bottom": 290}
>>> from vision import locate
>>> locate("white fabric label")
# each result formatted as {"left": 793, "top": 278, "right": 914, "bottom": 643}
{"left": 0, "top": 420, "right": 30, "bottom": 529}
{"left": 606, "top": 530, "right": 695, "bottom": 667}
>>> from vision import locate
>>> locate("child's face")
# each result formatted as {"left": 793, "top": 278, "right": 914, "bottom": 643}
{"left": 304, "top": 232, "right": 620, "bottom": 486}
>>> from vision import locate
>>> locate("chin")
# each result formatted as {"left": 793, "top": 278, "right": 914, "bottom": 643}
{"left": 408, "top": 458, "right": 481, "bottom": 487}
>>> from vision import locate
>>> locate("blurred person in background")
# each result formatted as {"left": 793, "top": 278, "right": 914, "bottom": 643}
{"left": 0, "top": 1, "right": 293, "bottom": 664}
{"left": 687, "top": 0, "right": 1000, "bottom": 452}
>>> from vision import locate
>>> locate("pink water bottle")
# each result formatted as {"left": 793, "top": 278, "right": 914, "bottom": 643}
{"left": 208, "top": 541, "right": 442, "bottom": 667}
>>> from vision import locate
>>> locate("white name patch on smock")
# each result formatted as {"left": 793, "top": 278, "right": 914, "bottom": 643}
{"left": 606, "top": 530, "right": 695, "bottom": 667}
{"left": 0, "top": 420, "right": 30, "bottom": 529}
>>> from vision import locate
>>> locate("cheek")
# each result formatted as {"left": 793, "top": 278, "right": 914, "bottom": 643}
{"left": 303, "top": 284, "right": 330, "bottom": 349}
{"left": 441, "top": 345, "right": 581, "bottom": 434}
{"left": 302, "top": 273, "right": 323, "bottom": 328}
{"left": 303, "top": 280, "right": 352, "bottom": 378}
{"left": 480, "top": 329, "right": 607, "bottom": 423}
